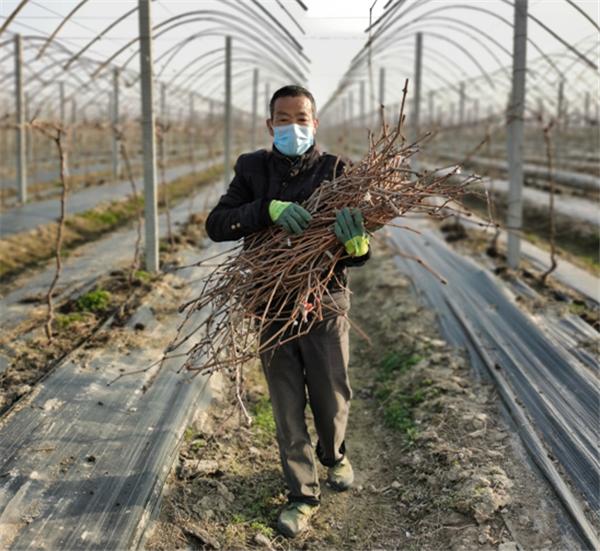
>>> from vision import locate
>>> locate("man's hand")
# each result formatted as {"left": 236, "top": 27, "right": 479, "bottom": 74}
{"left": 269, "top": 200, "right": 312, "bottom": 235}
{"left": 334, "top": 207, "right": 370, "bottom": 257}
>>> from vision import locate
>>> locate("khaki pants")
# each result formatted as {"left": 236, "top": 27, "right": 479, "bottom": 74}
{"left": 259, "top": 315, "right": 352, "bottom": 505}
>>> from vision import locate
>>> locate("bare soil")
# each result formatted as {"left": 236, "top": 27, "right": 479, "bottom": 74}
{"left": 146, "top": 246, "right": 574, "bottom": 550}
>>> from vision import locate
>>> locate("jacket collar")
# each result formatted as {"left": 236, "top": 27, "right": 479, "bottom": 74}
{"left": 271, "top": 143, "right": 321, "bottom": 177}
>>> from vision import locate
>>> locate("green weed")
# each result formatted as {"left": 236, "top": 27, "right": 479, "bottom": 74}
{"left": 252, "top": 396, "right": 276, "bottom": 435}
{"left": 76, "top": 289, "right": 111, "bottom": 313}
{"left": 250, "top": 521, "right": 274, "bottom": 538}
{"left": 378, "top": 351, "right": 423, "bottom": 381}
{"left": 55, "top": 312, "right": 87, "bottom": 328}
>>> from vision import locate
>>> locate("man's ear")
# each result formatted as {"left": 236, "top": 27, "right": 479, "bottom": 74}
{"left": 266, "top": 118, "right": 274, "bottom": 137}
{"left": 313, "top": 118, "right": 320, "bottom": 134}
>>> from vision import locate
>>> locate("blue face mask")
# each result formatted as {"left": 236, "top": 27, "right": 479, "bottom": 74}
{"left": 273, "top": 123, "right": 315, "bottom": 157}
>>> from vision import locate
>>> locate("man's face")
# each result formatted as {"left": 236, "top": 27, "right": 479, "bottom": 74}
{"left": 266, "top": 95, "right": 319, "bottom": 137}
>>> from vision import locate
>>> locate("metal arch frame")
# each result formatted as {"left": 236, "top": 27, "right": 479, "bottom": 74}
{"left": 158, "top": 47, "right": 224, "bottom": 83}
{"left": 375, "top": 56, "right": 470, "bottom": 101}
{"left": 195, "top": 65, "right": 285, "bottom": 100}
{"left": 382, "top": 21, "right": 574, "bottom": 103}
{"left": 347, "top": 28, "right": 499, "bottom": 92}
{"left": 59, "top": 1, "right": 306, "bottom": 72}
{"left": 146, "top": 14, "right": 309, "bottom": 79}
{"left": 321, "top": 3, "right": 597, "bottom": 116}
{"left": 36, "top": 0, "right": 90, "bottom": 59}
{"left": 203, "top": 67, "right": 289, "bottom": 106}
{"left": 0, "top": 39, "right": 110, "bottom": 117}
{"left": 377, "top": 43, "right": 487, "bottom": 93}
{"left": 64, "top": 6, "right": 139, "bottom": 70}
{"left": 148, "top": 32, "right": 302, "bottom": 92}
{"left": 243, "top": 0, "right": 305, "bottom": 54}
{"left": 349, "top": 19, "right": 513, "bottom": 94}
{"left": 359, "top": 3, "right": 565, "bottom": 80}
{"left": 170, "top": 49, "right": 300, "bottom": 93}
{"left": 91, "top": 13, "right": 307, "bottom": 84}
{"left": 0, "top": 36, "right": 101, "bottom": 88}
{"left": 334, "top": 41, "right": 492, "bottom": 106}
{"left": 369, "top": 0, "right": 597, "bottom": 70}
{"left": 373, "top": 20, "right": 511, "bottom": 83}
{"left": 497, "top": 0, "right": 597, "bottom": 70}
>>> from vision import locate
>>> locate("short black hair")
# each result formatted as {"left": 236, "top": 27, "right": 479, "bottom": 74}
{"left": 269, "top": 85, "right": 317, "bottom": 119}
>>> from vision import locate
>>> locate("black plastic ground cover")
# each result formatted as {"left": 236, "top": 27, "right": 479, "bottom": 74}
{"left": 0, "top": 248, "right": 222, "bottom": 550}
{"left": 387, "top": 220, "right": 599, "bottom": 536}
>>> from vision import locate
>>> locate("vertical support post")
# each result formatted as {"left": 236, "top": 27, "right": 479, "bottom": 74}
{"left": 506, "top": 0, "right": 528, "bottom": 269}
{"left": 428, "top": 90, "right": 434, "bottom": 125}
{"left": 413, "top": 32, "right": 423, "bottom": 139}
{"left": 111, "top": 67, "right": 120, "bottom": 179}
{"left": 59, "top": 81, "right": 66, "bottom": 125}
{"left": 265, "top": 82, "right": 271, "bottom": 118}
{"left": 224, "top": 35, "right": 232, "bottom": 187}
{"left": 557, "top": 80, "right": 564, "bottom": 124}
{"left": 474, "top": 99, "right": 480, "bottom": 123}
{"left": 584, "top": 91, "right": 590, "bottom": 125}
{"left": 251, "top": 67, "right": 258, "bottom": 150}
{"left": 15, "top": 34, "right": 26, "bottom": 204}
{"left": 70, "top": 98, "right": 77, "bottom": 159}
{"left": 348, "top": 91, "right": 354, "bottom": 126}
{"left": 160, "top": 83, "right": 167, "bottom": 160}
{"left": 359, "top": 80, "right": 366, "bottom": 126}
{"left": 412, "top": 32, "right": 423, "bottom": 173}
{"left": 458, "top": 82, "right": 465, "bottom": 126}
{"left": 378, "top": 66, "right": 385, "bottom": 127}
{"left": 138, "top": 0, "right": 159, "bottom": 273}
{"left": 208, "top": 99, "right": 214, "bottom": 125}
{"left": 24, "top": 92, "right": 32, "bottom": 163}
{"left": 189, "top": 93, "right": 196, "bottom": 166}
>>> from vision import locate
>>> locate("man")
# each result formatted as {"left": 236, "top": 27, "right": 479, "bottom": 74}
{"left": 205, "top": 85, "right": 370, "bottom": 538}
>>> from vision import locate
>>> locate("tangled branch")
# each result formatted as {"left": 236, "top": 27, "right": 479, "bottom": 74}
{"left": 156, "top": 83, "right": 476, "bottom": 378}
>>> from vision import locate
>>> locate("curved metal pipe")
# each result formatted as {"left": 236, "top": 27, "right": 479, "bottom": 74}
{"left": 36, "top": 0, "right": 90, "bottom": 59}
{"left": 91, "top": 13, "right": 306, "bottom": 84}
{"left": 357, "top": 3, "right": 565, "bottom": 80}
{"left": 64, "top": 6, "right": 138, "bottom": 70}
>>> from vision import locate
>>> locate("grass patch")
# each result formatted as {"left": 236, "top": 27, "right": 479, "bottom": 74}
{"left": 249, "top": 520, "right": 274, "bottom": 538}
{"left": 133, "top": 269, "right": 152, "bottom": 283}
{"left": 378, "top": 351, "right": 423, "bottom": 381}
{"left": 76, "top": 288, "right": 111, "bottom": 313}
{"left": 55, "top": 312, "right": 88, "bottom": 329}
{"left": 380, "top": 387, "right": 427, "bottom": 437}
{"left": 252, "top": 395, "right": 276, "bottom": 440}
{"left": 373, "top": 351, "right": 431, "bottom": 441}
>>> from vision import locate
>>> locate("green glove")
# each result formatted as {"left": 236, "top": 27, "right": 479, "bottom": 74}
{"left": 334, "top": 207, "right": 370, "bottom": 257}
{"left": 269, "top": 200, "right": 312, "bottom": 235}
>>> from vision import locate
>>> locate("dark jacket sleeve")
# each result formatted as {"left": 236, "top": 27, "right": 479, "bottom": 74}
{"left": 205, "top": 155, "right": 272, "bottom": 242}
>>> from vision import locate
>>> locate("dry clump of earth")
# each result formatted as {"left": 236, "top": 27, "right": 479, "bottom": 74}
{"left": 146, "top": 246, "right": 573, "bottom": 550}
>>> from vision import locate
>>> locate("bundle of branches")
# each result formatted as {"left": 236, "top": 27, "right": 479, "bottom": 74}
{"left": 166, "top": 89, "right": 475, "bottom": 379}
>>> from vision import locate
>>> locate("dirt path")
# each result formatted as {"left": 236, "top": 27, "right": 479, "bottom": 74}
{"left": 146, "top": 246, "right": 577, "bottom": 550}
